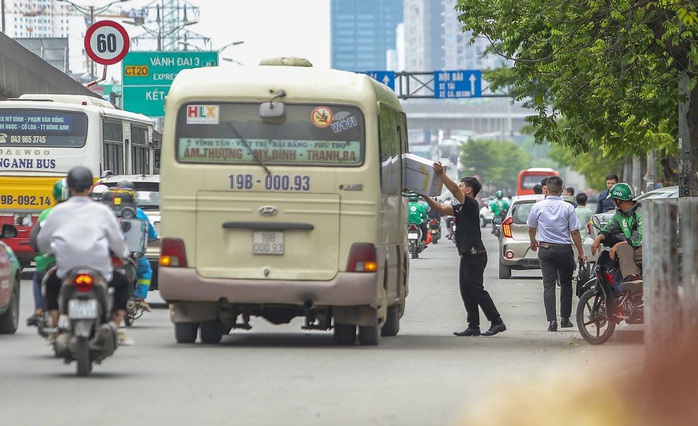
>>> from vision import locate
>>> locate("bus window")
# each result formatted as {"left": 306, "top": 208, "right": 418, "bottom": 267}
{"left": 103, "top": 120, "right": 125, "bottom": 174}
{"left": 175, "top": 103, "right": 364, "bottom": 167}
{"left": 131, "top": 124, "right": 150, "bottom": 174}
{"left": 517, "top": 168, "right": 559, "bottom": 195}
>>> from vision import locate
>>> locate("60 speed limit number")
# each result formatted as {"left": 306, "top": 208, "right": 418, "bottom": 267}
{"left": 83, "top": 20, "right": 130, "bottom": 66}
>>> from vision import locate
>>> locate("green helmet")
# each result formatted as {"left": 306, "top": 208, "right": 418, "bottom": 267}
{"left": 495, "top": 190, "right": 504, "bottom": 199}
{"left": 409, "top": 194, "right": 419, "bottom": 202}
{"left": 52, "top": 178, "right": 70, "bottom": 202}
{"left": 608, "top": 183, "right": 635, "bottom": 201}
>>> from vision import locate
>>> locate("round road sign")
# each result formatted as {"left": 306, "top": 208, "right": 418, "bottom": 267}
{"left": 84, "top": 20, "right": 130, "bottom": 66}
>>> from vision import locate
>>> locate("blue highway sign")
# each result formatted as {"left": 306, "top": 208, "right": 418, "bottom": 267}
{"left": 362, "top": 71, "right": 396, "bottom": 91}
{"left": 434, "top": 70, "right": 482, "bottom": 98}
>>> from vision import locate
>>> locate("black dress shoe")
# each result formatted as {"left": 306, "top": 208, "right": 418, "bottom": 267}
{"left": 454, "top": 327, "right": 480, "bottom": 337}
{"left": 548, "top": 320, "right": 558, "bottom": 332}
{"left": 481, "top": 323, "right": 506, "bottom": 336}
{"left": 560, "top": 318, "right": 574, "bottom": 328}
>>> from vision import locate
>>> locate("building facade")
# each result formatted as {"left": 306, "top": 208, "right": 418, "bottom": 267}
{"left": 330, "top": 0, "right": 404, "bottom": 71}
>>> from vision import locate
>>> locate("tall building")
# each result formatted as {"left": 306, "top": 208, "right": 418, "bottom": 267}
{"left": 3, "top": 0, "right": 70, "bottom": 39}
{"left": 399, "top": 0, "right": 510, "bottom": 72}
{"left": 330, "top": 0, "right": 403, "bottom": 71}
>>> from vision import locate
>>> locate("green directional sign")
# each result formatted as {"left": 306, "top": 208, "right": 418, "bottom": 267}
{"left": 122, "top": 51, "right": 218, "bottom": 117}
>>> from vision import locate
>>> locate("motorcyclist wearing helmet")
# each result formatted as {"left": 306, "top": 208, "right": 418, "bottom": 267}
{"left": 36, "top": 166, "right": 132, "bottom": 343}
{"left": 26, "top": 178, "right": 70, "bottom": 326}
{"left": 115, "top": 179, "right": 158, "bottom": 311}
{"left": 591, "top": 182, "right": 643, "bottom": 284}
{"left": 489, "top": 190, "right": 510, "bottom": 234}
{"left": 408, "top": 193, "right": 429, "bottom": 243}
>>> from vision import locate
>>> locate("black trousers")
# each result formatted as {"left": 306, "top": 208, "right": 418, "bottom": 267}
{"left": 45, "top": 270, "right": 129, "bottom": 313}
{"left": 458, "top": 252, "right": 501, "bottom": 327}
{"left": 538, "top": 245, "right": 575, "bottom": 321}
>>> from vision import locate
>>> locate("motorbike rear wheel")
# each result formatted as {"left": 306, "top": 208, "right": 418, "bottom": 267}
{"left": 410, "top": 242, "right": 418, "bottom": 259}
{"left": 576, "top": 289, "right": 615, "bottom": 345}
{"left": 75, "top": 336, "right": 92, "bottom": 376}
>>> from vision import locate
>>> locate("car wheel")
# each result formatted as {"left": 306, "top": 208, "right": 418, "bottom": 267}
{"left": 480, "top": 215, "right": 486, "bottom": 227}
{"left": 498, "top": 261, "right": 511, "bottom": 279}
{"left": 0, "top": 277, "right": 19, "bottom": 334}
{"left": 358, "top": 321, "right": 380, "bottom": 346}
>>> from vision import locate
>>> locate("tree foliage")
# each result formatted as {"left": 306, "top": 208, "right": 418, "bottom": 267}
{"left": 459, "top": 139, "right": 530, "bottom": 193}
{"left": 455, "top": 0, "right": 698, "bottom": 188}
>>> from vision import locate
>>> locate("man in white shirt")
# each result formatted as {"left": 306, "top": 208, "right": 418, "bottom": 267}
{"left": 38, "top": 166, "right": 131, "bottom": 342}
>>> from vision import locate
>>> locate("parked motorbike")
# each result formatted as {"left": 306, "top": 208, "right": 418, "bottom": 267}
{"left": 408, "top": 223, "right": 426, "bottom": 259}
{"left": 575, "top": 249, "right": 643, "bottom": 345}
{"left": 428, "top": 217, "right": 441, "bottom": 244}
{"left": 51, "top": 267, "right": 118, "bottom": 376}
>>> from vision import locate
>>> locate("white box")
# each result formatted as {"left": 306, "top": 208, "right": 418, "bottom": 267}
{"left": 121, "top": 218, "right": 147, "bottom": 256}
{"left": 402, "top": 153, "right": 445, "bottom": 196}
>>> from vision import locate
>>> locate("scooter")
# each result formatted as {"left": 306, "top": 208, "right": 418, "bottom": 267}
{"left": 51, "top": 267, "right": 118, "bottom": 376}
{"left": 408, "top": 223, "right": 426, "bottom": 259}
{"left": 428, "top": 217, "right": 441, "bottom": 244}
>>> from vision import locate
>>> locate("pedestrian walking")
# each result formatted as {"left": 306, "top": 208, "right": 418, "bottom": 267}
{"left": 526, "top": 176, "right": 587, "bottom": 331}
{"left": 575, "top": 192, "right": 593, "bottom": 241}
{"left": 423, "top": 162, "right": 506, "bottom": 337}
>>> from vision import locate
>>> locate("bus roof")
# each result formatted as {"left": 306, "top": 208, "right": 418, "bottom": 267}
{"left": 15, "top": 94, "right": 115, "bottom": 108}
{"left": 2, "top": 94, "right": 154, "bottom": 125}
{"left": 166, "top": 62, "right": 403, "bottom": 113}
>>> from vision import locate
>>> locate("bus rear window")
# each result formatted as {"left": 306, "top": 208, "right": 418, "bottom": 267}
{"left": 0, "top": 110, "right": 88, "bottom": 147}
{"left": 175, "top": 103, "right": 364, "bottom": 166}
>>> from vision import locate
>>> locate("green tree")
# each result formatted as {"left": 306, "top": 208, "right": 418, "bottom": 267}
{"left": 455, "top": 0, "right": 698, "bottom": 192}
{"left": 459, "top": 139, "right": 530, "bottom": 192}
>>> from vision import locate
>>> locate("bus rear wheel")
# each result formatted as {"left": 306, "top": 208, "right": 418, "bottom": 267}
{"left": 333, "top": 323, "right": 356, "bottom": 345}
{"left": 174, "top": 322, "right": 199, "bottom": 344}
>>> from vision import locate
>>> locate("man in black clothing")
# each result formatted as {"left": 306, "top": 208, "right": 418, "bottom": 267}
{"left": 596, "top": 173, "right": 619, "bottom": 213}
{"left": 423, "top": 162, "right": 506, "bottom": 337}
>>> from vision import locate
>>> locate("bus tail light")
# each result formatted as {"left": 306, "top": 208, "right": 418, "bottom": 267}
{"left": 501, "top": 217, "right": 514, "bottom": 238}
{"left": 346, "top": 243, "right": 378, "bottom": 273}
{"left": 160, "top": 238, "right": 188, "bottom": 268}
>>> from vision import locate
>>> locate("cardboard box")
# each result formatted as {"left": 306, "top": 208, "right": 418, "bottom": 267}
{"left": 402, "top": 153, "right": 444, "bottom": 196}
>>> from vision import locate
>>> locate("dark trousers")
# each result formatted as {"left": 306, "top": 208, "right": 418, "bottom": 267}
{"left": 459, "top": 252, "right": 501, "bottom": 328}
{"left": 538, "top": 245, "right": 575, "bottom": 321}
{"left": 45, "top": 270, "right": 129, "bottom": 313}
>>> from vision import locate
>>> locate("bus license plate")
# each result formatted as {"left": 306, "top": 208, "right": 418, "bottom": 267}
{"left": 68, "top": 299, "right": 98, "bottom": 319}
{"left": 252, "top": 231, "right": 284, "bottom": 255}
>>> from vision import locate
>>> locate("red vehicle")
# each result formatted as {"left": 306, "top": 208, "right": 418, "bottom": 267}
{"left": 516, "top": 168, "right": 559, "bottom": 195}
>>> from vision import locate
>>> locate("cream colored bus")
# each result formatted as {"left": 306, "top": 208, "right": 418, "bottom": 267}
{"left": 159, "top": 58, "right": 410, "bottom": 346}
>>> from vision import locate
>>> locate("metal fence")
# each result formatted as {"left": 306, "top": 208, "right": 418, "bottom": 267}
{"left": 644, "top": 198, "right": 698, "bottom": 363}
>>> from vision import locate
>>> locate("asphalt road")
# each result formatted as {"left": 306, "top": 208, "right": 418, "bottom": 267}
{"left": 0, "top": 227, "right": 644, "bottom": 426}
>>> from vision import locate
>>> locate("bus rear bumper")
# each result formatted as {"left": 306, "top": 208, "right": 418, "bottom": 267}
{"left": 158, "top": 267, "right": 380, "bottom": 308}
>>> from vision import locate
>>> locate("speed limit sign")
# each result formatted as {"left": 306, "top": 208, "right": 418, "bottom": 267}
{"left": 84, "top": 20, "right": 130, "bottom": 66}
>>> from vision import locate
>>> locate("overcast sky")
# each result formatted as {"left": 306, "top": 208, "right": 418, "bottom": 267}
{"left": 69, "top": 0, "right": 331, "bottom": 80}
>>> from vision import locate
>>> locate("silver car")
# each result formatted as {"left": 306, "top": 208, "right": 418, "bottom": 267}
{"left": 497, "top": 195, "right": 592, "bottom": 279}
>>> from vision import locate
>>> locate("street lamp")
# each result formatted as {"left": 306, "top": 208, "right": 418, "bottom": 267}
{"left": 216, "top": 40, "right": 244, "bottom": 54}
{"left": 56, "top": 0, "right": 130, "bottom": 81}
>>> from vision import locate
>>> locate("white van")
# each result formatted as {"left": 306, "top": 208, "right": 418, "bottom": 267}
{"left": 159, "top": 57, "right": 410, "bottom": 345}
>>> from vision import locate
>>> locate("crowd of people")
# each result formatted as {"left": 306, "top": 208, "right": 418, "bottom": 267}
{"left": 420, "top": 164, "right": 642, "bottom": 335}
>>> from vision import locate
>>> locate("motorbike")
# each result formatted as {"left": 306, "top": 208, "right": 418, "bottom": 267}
{"left": 51, "top": 267, "right": 119, "bottom": 376}
{"left": 428, "top": 217, "right": 441, "bottom": 244}
{"left": 575, "top": 249, "right": 643, "bottom": 345}
{"left": 408, "top": 223, "right": 426, "bottom": 259}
